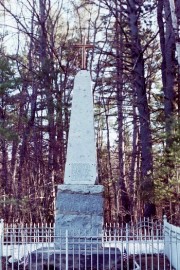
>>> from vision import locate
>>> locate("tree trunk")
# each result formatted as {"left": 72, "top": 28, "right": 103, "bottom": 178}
{"left": 115, "top": 5, "right": 131, "bottom": 222}
{"left": 39, "top": 0, "right": 56, "bottom": 222}
{"left": 163, "top": 0, "right": 176, "bottom": 141}
{"left": 169, "top": 0, "right": 180, "bottom": 65}
{"left": 157, "top": 0, "right": 176, "bottom": 167}
{"left": 129, "top": 102, "right": 139, "bottom": 218}
{"left": 157, "top": 0, "right": 177, "bottom": 219}
{"left": 127, "top": 0, "right": 154, "bottom": 217}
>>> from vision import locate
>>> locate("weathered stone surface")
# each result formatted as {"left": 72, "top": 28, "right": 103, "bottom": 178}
{"left": 58, "top": 184, "right": 103, "bottom": 194}
{"left": 56, "top": 193, "right": 103, "bottom": 215}
{"left": 55, "top": 214, "right": 103, "bottom": 232}
{"left": 64, "top": 70, "right": 97, "bottom": 185}
{"left": 56, "top": 185, "right": 104, "bottom": 217}
{"left": 55, "top": 184, "right": 104, "bottom": 243}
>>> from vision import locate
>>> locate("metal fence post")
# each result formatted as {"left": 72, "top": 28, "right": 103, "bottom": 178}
{"left": 126, "top": 223, "right": 129, "bottom": 269}
{"left": 163, "top": 215, "right": 167, "bottom": 224}
{"left": 0, "top": 219, "right": 4, "bottom": 270}
{"left": 65, "top": 230, "right": 68, "bottom": 270}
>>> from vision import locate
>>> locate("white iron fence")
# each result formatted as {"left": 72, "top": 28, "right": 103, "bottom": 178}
{"left": 164, "top": 216, "right": 180, "bottom": 270}
{"left": 0, "top": 216, "right": 178, "bottom": 270}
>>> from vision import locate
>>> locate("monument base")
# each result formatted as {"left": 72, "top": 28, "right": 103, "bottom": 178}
{"left": 55, "top": 184, "right": 104, "bottom": 246}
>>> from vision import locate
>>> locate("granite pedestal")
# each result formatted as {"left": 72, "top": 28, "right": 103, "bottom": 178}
{"left": 55, "top": 184, "right": 104, "bottom": 248}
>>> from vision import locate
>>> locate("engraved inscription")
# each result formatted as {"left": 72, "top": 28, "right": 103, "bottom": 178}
{"left": 71, "top": 163, "right": 91, "bottom": 181}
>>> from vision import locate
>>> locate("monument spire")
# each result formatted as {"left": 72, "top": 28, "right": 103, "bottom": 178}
{"left": 63, "top": 69, "right": 97, "bottom": 185}
{"left": 75, "top": 36, "right": 93, "bottom": 69}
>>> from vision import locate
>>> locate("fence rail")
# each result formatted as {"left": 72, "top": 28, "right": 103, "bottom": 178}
{"left": 0, "top": 216, "right": 179, "bottom": 270}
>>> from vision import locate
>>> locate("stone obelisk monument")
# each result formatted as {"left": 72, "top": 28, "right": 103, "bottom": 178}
{"left": 55, "top": 38, "right": 104, "bottom": 238}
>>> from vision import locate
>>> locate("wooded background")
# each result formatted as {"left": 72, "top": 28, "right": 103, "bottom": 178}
{"left": 0, "top": 0, "right": 179, "bottom": 224}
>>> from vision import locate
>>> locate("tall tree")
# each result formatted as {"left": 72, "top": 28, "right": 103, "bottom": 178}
{"left": 127, "top": 0, "right": 154, "bottom": 217}
{"left": 157, "top": 0, "right": 176, "bottom": 163}
{"left": 157, "top": 0, "right": 179, "bottom": 221}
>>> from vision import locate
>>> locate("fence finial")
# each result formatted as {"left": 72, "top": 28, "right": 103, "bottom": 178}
{"left": 163, "top": 215, "right": 167, "bottom": 223}
{"left": 0, "top": 219, "right": 4, "bottom": 234}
